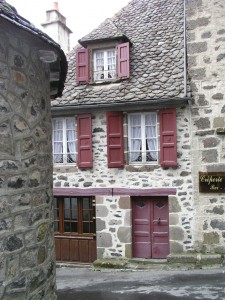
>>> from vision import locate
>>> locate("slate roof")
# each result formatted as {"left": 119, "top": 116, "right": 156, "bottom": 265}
{"left": 52, "top": 0, "right": 186, "bottom": 108}
{"left": 0, "top": 0, "right": 67, "bottom": 98}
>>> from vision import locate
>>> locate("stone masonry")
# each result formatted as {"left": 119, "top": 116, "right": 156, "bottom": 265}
{"left": 0, "top": 22, "right": 57, "bottom": 299}
{"left": 53, "top": 106, "right": 194, "bottom": 258}
{"left": 187, "top": 0, "right": 225, "bottom": 254}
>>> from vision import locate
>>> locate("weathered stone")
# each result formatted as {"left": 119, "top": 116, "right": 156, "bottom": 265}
{"left": 118, "top": 196, "right": 131, "bottom": 209}
{"left": 170, "top": 227, "right": 184, "bottom": 241}
{"left": 203, "top": 137, "right": 220, "bottom": 148}
{"left": 96, "top": 205, "right": 108, "bottom": 218}
{"left": 37, "top": 224, "right": 48, "bottom": 242}
{"left": 97, "top": 232, "right": 112, "bottom": 248}
{"left": 37, "top": 246, "right": 46, "bottom": 264}
{"left": 188, "top": 17, "right": 210, "bottom": 30}
{"left": 202, "top": 149, "right": 218, "bottom": 163}
{"left": 210, "top": 220, "right": 225, "bottom": 230}
{"left": 212, "top": 93, "right": 224, "bottom": 100}
{"left": 169, "top": 197, "right": 181, "bottom": 213}
{"left": 188, "top": 42, "right": 207, "bottom": 53}
{"left": 217, "top": 53, "right": 225, "bottom": 62}
{"left": 169, "top": 241, "right": 184, "bottom": 253}
{"left": 201, "top": 31, "right": 211, "bottom": 39}
{"left": 83, "top": 182, "right": 92, "bottom": 187}
{"left": 118, "top": 227, "right": 131, "bottom": 243}
{"left": 96, "top": 218, "right": 106, "bottom": 231}
{"left": 169, "top": 214, "right": 179, "bottom": 225}
{"left": 194, "top": 117, "right": 210, "bottom": 129}
{"left": 203, "top": 232, "right": 220, "bottom": 244}
{"left": 4, "top": 235, "right": 23, "bottom": 252}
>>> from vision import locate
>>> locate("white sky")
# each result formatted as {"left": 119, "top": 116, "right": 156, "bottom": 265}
{"left": 7, "top": 0, "right": 130, "bottom": 48}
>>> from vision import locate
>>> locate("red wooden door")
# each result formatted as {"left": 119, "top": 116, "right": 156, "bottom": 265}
{"left": 132, "top": 197, "right": 169, "bottom": 259}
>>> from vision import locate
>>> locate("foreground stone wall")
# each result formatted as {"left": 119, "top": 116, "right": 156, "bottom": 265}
{"left": 187, "top": 0, "right": 225, "bottom": 253}
{"left": 0, "top": 25, "right": 56, "bottom": 299}
{"left": 54, "top": 106, "right": 195, "bottom": 256}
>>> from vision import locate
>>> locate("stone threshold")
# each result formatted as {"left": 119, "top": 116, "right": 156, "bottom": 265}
{"left": 56, "top": 254, "right": 225, "bottom": 271}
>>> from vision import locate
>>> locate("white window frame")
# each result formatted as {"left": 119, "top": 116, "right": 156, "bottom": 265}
{"left": 52, "top": 117, "right": 76, "bottom": 165}
{"left": 128, "top": 112, "right": 158, "bottom": 164}
{"left": 93, "top": 48, "right": 116, "bottom": 81}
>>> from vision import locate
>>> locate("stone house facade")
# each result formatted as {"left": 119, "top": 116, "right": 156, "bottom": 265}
{"left": 51, "top": 0, "right": 225, "bottom": 264}
{"left": 186, "top": 0, "right": 225, "bottom": 254}
{"left": 0, "top": 1, "right": 67, "bottom": 299}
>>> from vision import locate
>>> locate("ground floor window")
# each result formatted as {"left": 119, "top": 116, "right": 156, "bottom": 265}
{"left": 53, "top": 196, "right": 95, "bottom": 236}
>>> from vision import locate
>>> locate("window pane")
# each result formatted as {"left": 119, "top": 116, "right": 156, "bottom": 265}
{"left": 83, "top": 210, "right": 89, "bottom": 221}
{"left": 54, "top": 221, "right": 59, "bottom": 232}
{"left": 71, "top": 222, "right": 78, "bottom": 232}
{"left": 64, "top": 198, "right": 70, "bottom": 210}
{"left": 83, "top": 198, "right": 90, "bottom": 209}
{"left": 53, "top": 118, "right": 76, "bottom": 165}
{"left": 64, "top": 210, "right": 70, "bottom": 220}
{"left": 82, "top": 222, "right": 89, "bottom": 233}
{"left": 54, "top": 209, "right": 59, "bottom": 220}
{"left": 64, "top": 222, "right": 70, "bottom": 232}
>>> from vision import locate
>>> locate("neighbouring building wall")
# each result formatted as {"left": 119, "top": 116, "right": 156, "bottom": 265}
{"left": 187, "top": 0, "right": 225, "bottom": 253}
{"left": 53, "top": 106, "right": 194, "bottom": 257}
{"left": 0, "top": 23, "right": 56, "bottom": 299}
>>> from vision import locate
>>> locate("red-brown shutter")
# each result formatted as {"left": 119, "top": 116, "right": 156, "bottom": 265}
{"left": 76, "top": 48, "right": 89, "bottom": 84}
{"left": 159, "top": 109, "right": 177, "bottom": 167}
{"left": 77, "top": 114, "right": 93, "bottom": 168}
{"left": 106, "top": 112, "right": 124, "bottom": 168}
{"left": 118, "top": 42, "right": 130, "bottom": 79}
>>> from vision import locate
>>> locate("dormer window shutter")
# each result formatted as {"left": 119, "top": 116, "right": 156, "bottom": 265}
{"left": 76, "top": 48, "right": 89, "bottom": 84}
{"left": 159, "top": 109, "right": 177, "bottom": 167}
{"left": 118, "top": 42, "right": 130, "bottom": 79}
{"left": 77, "top": 114, "right": 93, "bottom": 168}
{"left": 106, "top": 112, "right": 125, "bottom": 168}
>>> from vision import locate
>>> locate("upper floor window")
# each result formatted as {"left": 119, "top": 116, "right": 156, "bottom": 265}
{"left": 53, "top": 117, "right": 76, "bottom": 164}
{"left": 93, "top": 49, "right": 116, "bottom": 81}
{"left": 76, "top": 42, "right": 130, "bottom": 84}
{"left": 128, "top": 112, "right": 158, "bottom": 164}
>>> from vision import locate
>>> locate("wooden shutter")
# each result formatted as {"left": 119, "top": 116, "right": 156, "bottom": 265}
{"left": 118, "top": 42, "right": 130, "bottom": 79}
{"left": 106, "top": 112, "right": 124, "bottom": 168}
{"left": 159, "top": 109, "right": 177, "bottom": 167}
{"left": 77, "top": 114, "right": 93, "bottom": 168}
{"left": 76, "top": 48, "right": 89, "bottom": 84}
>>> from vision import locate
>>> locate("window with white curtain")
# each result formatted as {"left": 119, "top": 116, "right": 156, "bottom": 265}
{"left": 128, "top": 112, "right": 158, "bottom": 163}
{"left": 93, "top": 49, "right": 116, "bottom": 81}
{"left": 53, "top": 118, "right": 76, "bottom": 164}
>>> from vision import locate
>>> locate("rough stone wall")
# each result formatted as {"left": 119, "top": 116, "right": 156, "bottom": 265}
{"left": 187, "top": 0, "right": 225, "bottom": 253}
{"left": 53, "top": 106, "right": 195, "bottom": 257}
{"left": 0, "top": 25, "right": 56, "bottom": 299}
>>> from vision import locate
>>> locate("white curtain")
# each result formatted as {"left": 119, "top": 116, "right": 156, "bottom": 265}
{"left": 66, "top": 119, "right": 76, "bottom": 162}
{"left": 53, "top": 119, "right": 63, "bottom": 163}
{"left": 95, "top": 51, "right": 104, "bottom": 80}
{"left": 145, "top": 114, "right": 157, "bottom": 160}
{"left": 107, "top": 50, "right": 116, "bottom": 78}
{"left": 130, "top": 115, "right": 142, "bottom": 162}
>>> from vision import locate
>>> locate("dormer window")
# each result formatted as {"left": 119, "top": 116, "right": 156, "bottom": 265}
{"left": 93, "top": 49, "right": 116, "bottom": 81}
{"left": 76, "top": 42, "right": 130, "bottom": 84}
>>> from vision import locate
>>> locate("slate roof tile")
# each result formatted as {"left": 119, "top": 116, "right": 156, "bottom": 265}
{"left": 54, "top": 0, "right": 186, "bottom": 107}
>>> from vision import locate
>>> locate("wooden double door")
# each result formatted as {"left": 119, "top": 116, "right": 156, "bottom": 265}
{"left": 132, "top": 197, "right": 169, "bottom": 259}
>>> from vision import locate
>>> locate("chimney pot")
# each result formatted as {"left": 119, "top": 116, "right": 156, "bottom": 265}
{"left": 53, "top": 2, "right": 59, "bottom": 10}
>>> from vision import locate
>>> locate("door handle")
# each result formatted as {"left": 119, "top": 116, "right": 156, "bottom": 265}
{"left": 153, "top": 218, "right": 160, "bottom": 224}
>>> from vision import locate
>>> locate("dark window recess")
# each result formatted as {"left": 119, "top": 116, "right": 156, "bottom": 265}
{"left": 159, "top": 108, "right": 177, "bottom": 167}
{"left": 53, "top": 196, "right": 95, "bottom": 236}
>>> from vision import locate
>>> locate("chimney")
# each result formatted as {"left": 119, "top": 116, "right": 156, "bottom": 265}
{"left": 53, "top": 2, "right": 59, "bottom": 10}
